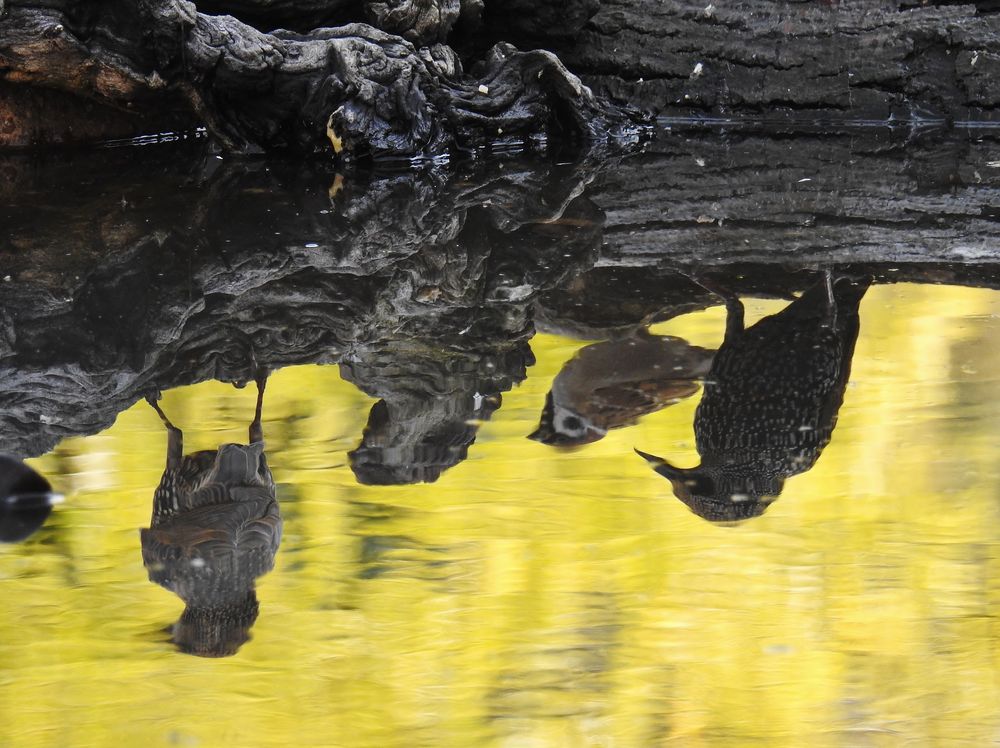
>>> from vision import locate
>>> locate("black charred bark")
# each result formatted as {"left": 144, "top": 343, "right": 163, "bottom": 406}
{"left": 0, "top": 1, "right": 647, "bottom": 155}
{"left": 548, "top": 0, "right": 1000, "bottom": 128}
{"left": 10, "top": 1, "right": 1000, "bottom": 152}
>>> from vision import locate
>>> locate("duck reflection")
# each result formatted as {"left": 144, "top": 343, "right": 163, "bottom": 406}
{"left": 637, "top": 274, "right": 870, "bottom": 522}
{"left": 140, "top": 374, "right": 281, "bottom": 657}
{"left": 0, "top": 455, "right": 61, "bottom": 543}
{"left": 529, "top": 333, "right": 714, "bottom": 446}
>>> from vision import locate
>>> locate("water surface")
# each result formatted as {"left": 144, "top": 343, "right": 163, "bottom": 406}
{"left": 3, "top": 134, "right": 1000, "bottom": 746}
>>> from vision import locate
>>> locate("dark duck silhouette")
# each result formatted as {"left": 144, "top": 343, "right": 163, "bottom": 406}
{"left": 0, "top": 455, "right": 61, "bottom": 543}
{"left": 141, "top": 374, "right": 282, "bottom": 657}
{"left": 529, "top": 333, "right": 714, "bottom": 447}
{"left": 636, "top": 274, "right": 870, "bottom": 522}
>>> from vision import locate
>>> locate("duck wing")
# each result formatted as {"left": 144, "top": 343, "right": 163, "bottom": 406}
{"left": 590, "top": 379, "right": 701, "bottom": 429}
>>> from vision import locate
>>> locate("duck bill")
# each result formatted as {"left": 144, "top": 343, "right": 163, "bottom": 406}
{"left": 527, "top": 424, "right": 551, "bottom": 442}
{"left": 528, "top": 392, "right": 556, "bottom": 442}
{"left": 634, "top": 449, "right": 688, "bottom": 480}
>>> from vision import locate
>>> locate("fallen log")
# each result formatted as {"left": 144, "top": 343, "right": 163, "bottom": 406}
{"left": 551, "top": 0, "right": 1000, "bottom": 128}
{"left": 12, "top": 1, "right": 1000, "bottom": 153}
{"left": 0, "top": 1, "right": 647, "bottom": 155}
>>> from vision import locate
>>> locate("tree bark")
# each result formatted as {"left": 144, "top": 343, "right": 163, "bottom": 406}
{"left": 550, "top": 0, "right": 1000, "bottom": 128}
{"left": 0, "top": 1, "right": 647, "bottom": 155}
{"left": 10, "top": 2, "right": 1000, "bottom": 152}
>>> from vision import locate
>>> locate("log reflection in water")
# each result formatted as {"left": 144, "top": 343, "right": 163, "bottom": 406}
{"left": 7, "top": 137, "right": 1000, "bottom": 469}
{"left": 141, "top": 375, "right": 281, "bottom": 657}
{"left": 343, "top": 342, "right": 521, "bottom": 485}
{"left": 0, "top": 151, "right": 601, "bottom": 459}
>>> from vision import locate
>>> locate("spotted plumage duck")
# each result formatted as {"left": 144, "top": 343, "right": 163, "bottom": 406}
{"left": 637, "top": 273, "right": 871, "bottom": 523}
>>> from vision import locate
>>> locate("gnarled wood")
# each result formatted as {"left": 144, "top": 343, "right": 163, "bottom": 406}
{"left": 0, "top": 148, "right": 603, "bottom": 458}
{"left": 0, "top": 1, "right": 648, "bottom": 154}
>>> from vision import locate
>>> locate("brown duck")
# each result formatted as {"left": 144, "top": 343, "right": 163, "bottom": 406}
{"left": 530, "top": 332, "right": 714, "bottom": 447}
{"left": 141, "top": 374, "right": 282, "bottom": 657}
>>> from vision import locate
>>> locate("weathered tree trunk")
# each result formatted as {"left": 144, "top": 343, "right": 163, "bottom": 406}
{"left": 7, "top": 1, "right": 1000, "bottom": 152}
{"left": 549, "top": 0, "right": 1000, "bottom": 128}
{"left": 0, "top": 1, "right": 647, "bottom": 155}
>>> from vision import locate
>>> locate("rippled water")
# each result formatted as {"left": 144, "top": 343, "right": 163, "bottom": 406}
{"left": 5, "top": 134, "right": 1000, "bottom": 746}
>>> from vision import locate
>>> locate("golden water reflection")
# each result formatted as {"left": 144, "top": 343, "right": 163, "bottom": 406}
{"left": 3, "top": 284, "right": 1000, "bottom": 746}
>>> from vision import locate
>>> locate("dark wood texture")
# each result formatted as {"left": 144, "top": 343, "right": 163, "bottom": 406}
{"left": 0, "top": 1, "right": 647, "bottom": 154}
{"left": 9, "top": 2, "right": 1000, "bottom": 151}
{"left": 553, "top": 0, "right": 1000, "bottom": 126}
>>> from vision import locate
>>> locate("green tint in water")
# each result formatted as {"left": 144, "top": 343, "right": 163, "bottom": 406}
{"left": 3, "top": 284, "right": 1000, "bottom": 746}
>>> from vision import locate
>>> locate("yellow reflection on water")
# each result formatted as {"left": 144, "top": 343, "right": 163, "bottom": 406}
{"left": 3, "top": 284, "right": 1000, "bottom": 747}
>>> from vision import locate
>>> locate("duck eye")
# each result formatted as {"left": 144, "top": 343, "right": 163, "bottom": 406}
{"left": 561, "top": 415, "right": 582, "bottom": 431}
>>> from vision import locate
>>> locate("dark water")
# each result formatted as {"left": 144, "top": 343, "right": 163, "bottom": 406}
{"left": 3, "top": 133, "right": 1000, "bottom": 746}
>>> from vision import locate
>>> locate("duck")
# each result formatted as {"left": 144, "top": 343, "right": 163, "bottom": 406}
{"left": 0, "top": 454, "right": 61, "bottom": 543}
{"left": 141, "top": 374, "right": 282, "bottom": 657}
{"left": 529, "top": 332, "right": 714, "bottom": 447}
{"left": 637, "top": 273, "right": 870, "bottom": 522}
